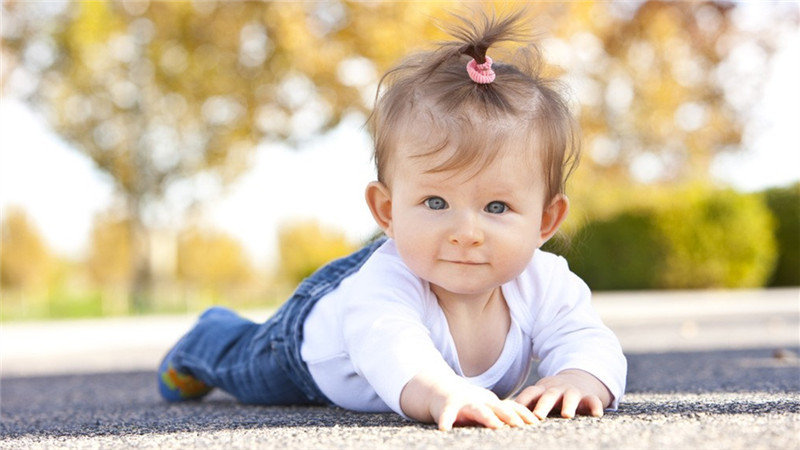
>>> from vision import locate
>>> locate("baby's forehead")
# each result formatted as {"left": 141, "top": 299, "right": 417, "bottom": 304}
{"left": 391, "top": 137, "right": 542, "bottom": 179}
{"left": 377, "top": 106, "right": 550, "bottom": 186}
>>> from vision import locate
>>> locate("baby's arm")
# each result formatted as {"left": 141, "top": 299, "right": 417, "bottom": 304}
{"left": 401, "top": 367, "right": 538, "bottom": 431}
{"left": 514, "top": 369, "right": 612, "bottom": 419}
{"left": 517, "top": 254, "right": 627, "bottom": 417}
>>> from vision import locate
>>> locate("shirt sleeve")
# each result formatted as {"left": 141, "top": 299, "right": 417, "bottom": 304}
{"left": 524, "top": 252, "right": 628, "bottom": 410}
{"left": 341, "top": 245, "right": 455, "bottom": 416}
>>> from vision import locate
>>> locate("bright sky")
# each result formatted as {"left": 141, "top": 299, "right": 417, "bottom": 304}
{"left": 1, "top": 23, "right": 798, "bottom": 268}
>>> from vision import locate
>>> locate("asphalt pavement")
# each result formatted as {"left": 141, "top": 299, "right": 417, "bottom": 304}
{"left": 1, "top": 288, "right": 799, "bottom": 449}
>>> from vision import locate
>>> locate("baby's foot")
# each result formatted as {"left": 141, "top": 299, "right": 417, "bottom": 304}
{"left": 158, "top": 355, "right": 213, "bottom": 401}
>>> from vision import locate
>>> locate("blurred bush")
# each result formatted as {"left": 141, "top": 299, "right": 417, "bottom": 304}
{"left": 764, "top": 183, "right": 800, "bottom": 286}
{"left": 548, "top": 186, "right": 778, "bottom": 290}
{"left": 1, "top": 208, "right": 52, "bottom": 290}
{"left": 177, "top": 226, "right": 253, "bottom": 288}
{"left": 656, "top": 187, "right": 775, "bottom": 289}
{"left": 277, "top": 221, "right": 357, "bottom": 286}
{"left": 560, "top": 211, "right": 668, "bottom": 290}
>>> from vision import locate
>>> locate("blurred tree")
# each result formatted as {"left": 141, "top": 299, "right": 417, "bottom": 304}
{"left": 177, "top": 226, "right": 252, "bottom": 289}
{"left": 87, "top": 212, "right": 131, "bottom": 286}
{"left": 556, "top": 1, "right": 797, "bottom": 206}
{"left": 0, "top": 0, "right": 452, "bottom": 310}
{"left": 0, "top": 207, "right": 51, "bottom": 290}
{"left": 277, "top": 221, "right": 356, "bottom": 286}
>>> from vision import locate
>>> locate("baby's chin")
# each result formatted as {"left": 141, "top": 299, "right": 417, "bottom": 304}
{"left": 427, "top": 278, "right": 509, "bottom": 300}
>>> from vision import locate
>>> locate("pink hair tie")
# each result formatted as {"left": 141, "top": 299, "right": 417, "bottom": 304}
{"left": 466, "top": 56, "right": 495, "bottom": 84}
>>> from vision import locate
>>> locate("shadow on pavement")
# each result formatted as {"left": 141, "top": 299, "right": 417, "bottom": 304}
{"left": 1, "top": 347, "right": 798, "bottom": 439}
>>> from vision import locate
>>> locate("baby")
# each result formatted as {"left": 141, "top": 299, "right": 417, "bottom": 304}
{"left": 159, "top": 10, "right": 626, "bottom": 431}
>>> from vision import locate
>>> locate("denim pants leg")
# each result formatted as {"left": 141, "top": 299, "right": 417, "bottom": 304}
{"left": 167, "top": 237, "right": 386, "bottom": 405}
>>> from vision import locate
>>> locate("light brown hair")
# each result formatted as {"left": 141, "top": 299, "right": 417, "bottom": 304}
{"left": 368, "top": 9, "right": 580, "bottom": 202}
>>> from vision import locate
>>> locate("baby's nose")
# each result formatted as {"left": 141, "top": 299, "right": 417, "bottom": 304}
{"left": 449, "top": 214, "right": 484, "bottom": 246}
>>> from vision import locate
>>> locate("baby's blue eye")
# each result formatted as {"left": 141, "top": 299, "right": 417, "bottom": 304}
{"left": 485, "top": 201, "right": 508, "bottom": 214}
{"left": 425, "top": 197, "right": 448, "bottom": 210}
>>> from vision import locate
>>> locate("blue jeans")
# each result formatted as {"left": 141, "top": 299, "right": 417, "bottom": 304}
{"left": 166, "top": 237, "right": 386, "bottom": 405}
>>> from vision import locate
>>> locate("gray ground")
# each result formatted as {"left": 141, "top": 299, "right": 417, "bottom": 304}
{"left": 2, "top": 288, "right": 799, "bottom": 449}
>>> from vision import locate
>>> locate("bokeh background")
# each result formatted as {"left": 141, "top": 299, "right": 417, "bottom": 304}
{"left": 1, "top": 1, "right": 798, "bottom": 320}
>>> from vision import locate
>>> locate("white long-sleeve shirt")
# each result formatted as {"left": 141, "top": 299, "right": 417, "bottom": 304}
{"left": 301, "top": 239, "right": 626, "bottom": 416}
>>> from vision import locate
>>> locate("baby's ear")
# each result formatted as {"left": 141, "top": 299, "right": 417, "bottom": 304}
{"left": 365, "top": 181, "right": 394, "bottom": 237}
{"left": 539, "top": 194, "right": 569, "bottom": 246}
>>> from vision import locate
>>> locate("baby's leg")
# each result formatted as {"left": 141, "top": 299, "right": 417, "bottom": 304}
{"left": 158, "top": 306, "right": 310, "bottom": 405}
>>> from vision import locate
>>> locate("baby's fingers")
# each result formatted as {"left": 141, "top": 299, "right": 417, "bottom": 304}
{"left": 437, "top": 403, "right": 503, "bottom": 432}
{"left": 578, "top": 395, "right": 605, "bottom": 418}
{"left": 488, "top": 401, "right": 532, "bottom": 428}
{"left": 514, "top": 385, "right": 545, "bottom": 409}
{"left": 531, "top": 388, "right": 563, "bottom": 420}
{"left": 559, "top": 388, "right": 583, "bottom": 418}
{"left": 561, "top": 391, "right": 605, "bottom": 419}
{"left": 437, "top": 404, "right": 459, "bottom": 431}
{"left": 505, "top": 400, "right": 539, "bottom": 425}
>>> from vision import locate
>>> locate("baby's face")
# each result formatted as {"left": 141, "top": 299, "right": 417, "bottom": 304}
{"left": 383, "top": 144, "right": 550, "bottom": 300}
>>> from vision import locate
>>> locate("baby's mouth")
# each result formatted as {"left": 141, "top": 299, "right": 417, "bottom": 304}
{"left": 444, "top": 260, "right": 486, "bottom": 265}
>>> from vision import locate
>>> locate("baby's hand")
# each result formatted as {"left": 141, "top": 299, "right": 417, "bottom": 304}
{"left": 401, "top": 371, "right": 538, "bottom": 431}
{"left": 432, "top": 383, "right": 539, "bottom": 431}
{"left": 514, "top": 369, "right": 612, "bottom": 419}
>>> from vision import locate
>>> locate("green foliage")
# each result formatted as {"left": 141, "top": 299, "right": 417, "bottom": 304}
{"left": 45, "top": 291, "right": 105, "bottom": 319}
{"left": 554, "top": 211, "right": 668, "bottom": 290}
{"left": 0, "top": 287, "right": 104, "bottom": 321}
{"left": 764, "top": 183, "right": 800, "bottom": 286}
{"left": 656, "top": 188, "right": 776, "bottom": 289}
{"left": 551, "top": 187, "right": 778, "bottom": 290}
